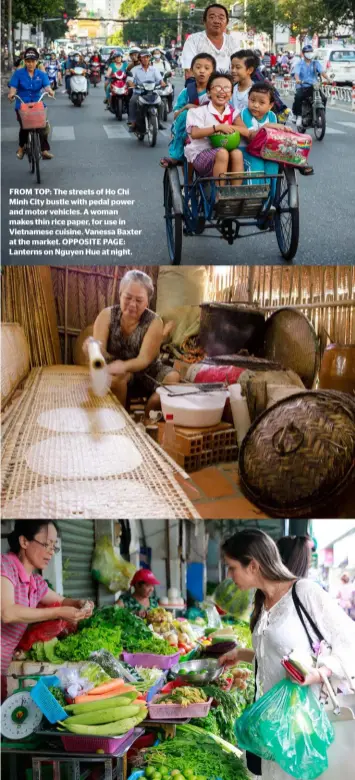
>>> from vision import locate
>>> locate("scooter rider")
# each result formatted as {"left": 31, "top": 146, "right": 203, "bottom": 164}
{"left": 45, "top": 52, "right": 60, "bottom": 89}
{"left": 90, "top": 49, "right": 102, "bottom": 66}
{"left": 292, "top": 44, "right": 331, "bottom": 129}
{"left": 151, "top": 47, "right": 170, "bottom": 76}
{"left": 126, "top": 47, "right": 141, "bottom": 74}
{"left": 65, "top": 51, "right": 79, "bottom": 93}
{"left": 127, "top": 50, "right": 166, "bottom": 132}
{"left": 104, "top": 51, "right": 127, "bottom": 106}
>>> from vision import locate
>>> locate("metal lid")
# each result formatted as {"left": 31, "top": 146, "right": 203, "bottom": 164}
{"left": 264, "top": 308, "right": 319, "bottom": 388}
{"left": 239, "top": 390, "right": 355, "bottom": 518}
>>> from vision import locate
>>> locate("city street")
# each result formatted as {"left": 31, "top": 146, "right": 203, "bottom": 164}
{"left": 2, "top": 75, "right": 355, "bottom": 265}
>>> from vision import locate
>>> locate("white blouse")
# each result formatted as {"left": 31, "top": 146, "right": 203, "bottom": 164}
{"left": 252, "top": 578, "right": 355, "bottom": 780}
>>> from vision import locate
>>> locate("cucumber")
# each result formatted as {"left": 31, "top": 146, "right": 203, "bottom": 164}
{"left": 62, "top": 711, "right": 146, "bottom": 736}
{"left": 64, "top": 693, "right": 136, "bottom": 714}
{"left": 64, "top": 705, "right": 141, "bottom": 726}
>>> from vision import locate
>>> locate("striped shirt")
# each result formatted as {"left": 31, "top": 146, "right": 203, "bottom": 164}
{"left": 1, "top": 552, "right": 48, "bottom": 674}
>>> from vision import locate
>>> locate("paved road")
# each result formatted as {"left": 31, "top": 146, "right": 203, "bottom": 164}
{"left": 2, "top": 77, "right": 355, "bottom": 265}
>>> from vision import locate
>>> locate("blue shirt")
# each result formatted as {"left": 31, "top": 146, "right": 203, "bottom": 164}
{"left": 293, "top": 59, "right": 323, "bottom": 88}
{"left": 129, "top": 64, "right": 162, "bottom": 93}
{"left": 10, "top": 67, "right": 50, "bottom": 110}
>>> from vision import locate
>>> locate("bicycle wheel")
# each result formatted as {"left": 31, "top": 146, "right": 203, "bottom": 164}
{"left": 314, "top": 108, "right": 326, "bottom": 141}
{"left": 33, "top": 132, "right": 41, "bottom": 184}
{"left": 274, "top": 168, "right": 299, "bottom": 261}
{"left": 27, "top": 131, "right": 35, "bottom": 173}
{"left": 164, "top": 169, "right": 183, "bottom": 265}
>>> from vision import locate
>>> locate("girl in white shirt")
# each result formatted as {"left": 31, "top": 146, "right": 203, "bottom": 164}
{"left": 185, "top": 72, "right": 244, "bottom": 184}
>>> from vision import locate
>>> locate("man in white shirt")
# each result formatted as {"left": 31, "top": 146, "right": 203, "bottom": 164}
{"left": 181, "top": 4, "right": 235, "bottom": 77}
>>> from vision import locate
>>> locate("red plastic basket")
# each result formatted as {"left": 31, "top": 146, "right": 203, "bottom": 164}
{"left": 20, "top": 102, "right": 47, "bottom": 130}
{"left": 60, "top": 728, "right": 135, "bottom": 754}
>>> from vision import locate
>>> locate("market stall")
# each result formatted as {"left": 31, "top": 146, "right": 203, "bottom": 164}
{"left": 1, "top": 599, "right": 254, "bottom": 780}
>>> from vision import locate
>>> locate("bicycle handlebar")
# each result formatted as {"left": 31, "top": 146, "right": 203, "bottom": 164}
{"left": 12, "top": 92, "right": 55, "bottom": 102}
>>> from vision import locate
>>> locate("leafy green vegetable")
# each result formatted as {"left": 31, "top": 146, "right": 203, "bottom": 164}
{"left": 79, "top": 607, "right": 176, "bottom": 656}
{"left": 53, "top": 627, "right": 122, "bottom": 662}
{"left": 48, "top": 686, "right": 66, "bottom": 708}
{"left": 141, "top": 724, "right": 249, "bottom": 780}
{"left": 43, "top": 638, "right": 62, "bottom": 663}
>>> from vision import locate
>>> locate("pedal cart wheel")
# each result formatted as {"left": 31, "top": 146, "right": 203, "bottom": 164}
{"left": 314, "top": 108, "right": 326, "bottom": 141}
{"left": 27, "top": 132, "right": 35, "bottom": 174}
{"left": 164, "top": 168, "right": 183, "bottom": 265}
{"left": 274, "top": 166, "right": 299, "bottom": 261}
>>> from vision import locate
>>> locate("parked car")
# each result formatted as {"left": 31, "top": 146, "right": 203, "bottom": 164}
{"left": 313, "top": 46, "right": 355, "bottom": 85}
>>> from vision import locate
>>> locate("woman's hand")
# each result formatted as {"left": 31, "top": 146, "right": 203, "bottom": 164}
{"left": 215, "top": 123, "right": 236, "bottom": 135}
{"left": 58, "top": 606, "right": 91, "bottom": 624}
{"left": 76, "top": 599, "right": 94, "bottom": 616}
{"left": 219, "top": 647, "right": 242, "bottom": 667}
{"left": 107, "top": 360, "right": 128, "bottom": 377}
{"left": 298, "top": 666, "right": 332, "bottom": 687}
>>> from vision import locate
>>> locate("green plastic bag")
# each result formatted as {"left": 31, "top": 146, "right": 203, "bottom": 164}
{"left": 235, "top": 679, "right": 334, "bottom": 779}
{"left": 91, "top": 536, "right": 136, "bottom": 592}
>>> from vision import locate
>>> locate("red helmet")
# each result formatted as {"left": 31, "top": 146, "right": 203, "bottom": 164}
{"left": 131, "top": 568, "right": 160, "bottom": 586}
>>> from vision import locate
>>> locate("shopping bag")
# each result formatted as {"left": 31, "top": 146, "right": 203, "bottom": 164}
{"left": 91, "top": 535, "right": 136, "bottom": 592}
{"left": 246, "top": 126, "right": 312, "bottom": 168}
{"left": 17, "top": 603, "right": 76, "bottom": 650}
{"left": 235, "top": 678, "right": 334, "bottom": 778}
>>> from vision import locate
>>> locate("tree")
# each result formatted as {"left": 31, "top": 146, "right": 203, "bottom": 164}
{"left": 244, "top": 0, "right": 275, "bottom": 38}
{"left": 119, "top": 0, "right": 205, "bottom": 46}
{"left": 107, "top": 30, "right": 125, "bottom": 45}
{"left": 243, "top": 0, "right": 354, "bottom": 40}
{"left": 42, "top": 0, "right": 80, "bottom": 42}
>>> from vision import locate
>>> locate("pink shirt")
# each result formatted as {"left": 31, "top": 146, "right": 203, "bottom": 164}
{"left": 1, "top": 552, "right": 48, "bottom": 674}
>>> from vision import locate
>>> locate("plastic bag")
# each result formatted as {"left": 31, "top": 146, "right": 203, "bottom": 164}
{"left": 235, "top": 679, "right": 335, "bottom": 779}
{"left": 55, "top": 666, "right": 93, "bottom": 699}
{"left": 17, "top": 603, "right": 76, "bottom": 651}
{"left": 194, "top": 365, "right": 245, "bottom": 385}
{"left": 91, "top": 536, "right": 136, "bottom": 592}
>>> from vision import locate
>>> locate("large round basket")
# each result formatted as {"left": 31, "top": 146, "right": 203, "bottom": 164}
{"left": 239, "top": 390, "right": 355, "bottom": 518}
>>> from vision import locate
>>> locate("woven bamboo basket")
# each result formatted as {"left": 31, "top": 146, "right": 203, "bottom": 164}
{"left": 239, "top": 390, "right": 355, "bottom": 518}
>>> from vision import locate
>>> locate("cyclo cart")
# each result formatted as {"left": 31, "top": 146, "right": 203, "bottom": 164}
{"left": 163, "top": 160, "right": 300, "bottom": 265}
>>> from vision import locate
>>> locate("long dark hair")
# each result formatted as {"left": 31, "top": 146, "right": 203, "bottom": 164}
{"left": 222, "top": 529, "right": 296, "bottom": 631}
{"left": 277, "top": 536, "right": 310, "bottom": 579}
{"left": 7, "top": 521, "right": 59, "bottom": 554}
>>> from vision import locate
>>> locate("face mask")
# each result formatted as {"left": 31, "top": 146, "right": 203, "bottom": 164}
{"left": 304, "top": 53, "right": 313, "bottom": 60}
{"left": 154, "top": 54, "right": 160, "bottom": 59}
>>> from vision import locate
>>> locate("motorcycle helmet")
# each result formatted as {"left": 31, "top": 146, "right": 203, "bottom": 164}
{"left": 129, "top": 47, "right": 140, "bottom": 55}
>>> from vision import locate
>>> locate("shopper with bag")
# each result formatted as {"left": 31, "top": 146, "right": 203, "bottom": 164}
{"left": 219, "top": 529, "right": 355, "bottom": 780}
{"left": 1, "top": 521, "right": 94, "bottom": 699}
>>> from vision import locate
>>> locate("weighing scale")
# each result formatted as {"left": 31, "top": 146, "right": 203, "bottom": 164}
{"left": 0, "top": 690, "right": 43, "bottom": 740}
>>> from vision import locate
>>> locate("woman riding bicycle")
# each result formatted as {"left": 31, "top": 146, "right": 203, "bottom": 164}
{"left": 8, "top": 47, "right": 55, "bottom": 160}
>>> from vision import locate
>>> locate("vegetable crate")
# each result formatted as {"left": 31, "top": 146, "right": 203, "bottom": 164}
{"left": 60, "top": 727, "right": 135, "bottom": 754}
{"left": 148, "top": 696, "right": 213, "bottom": 720}
{"left": 158, "top": 422, "right": 238, "bottom": 473}
{"left": 122, "top": 652, "right": 180, "bottom": 671}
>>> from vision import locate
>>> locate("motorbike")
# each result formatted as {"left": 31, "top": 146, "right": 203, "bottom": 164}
{"left": 69, "top": 67, "right": 88, "bottom": 107}
{"left": 46, "top": 63, "right": 58, "bottom": 90}
{"left": 89, "top": 62, "right": 101, "bottom": 86}
{"left": 158, "top": 71, "right": 174, "bottom": 121}
{"left": 299, "top": 80, "right": 327, "bottom": 141}
{"left": 134, "top": 81, "right": 162, "bottom": 147}
{"left": 108, "top": 71, "right": 129, "bottom": 120}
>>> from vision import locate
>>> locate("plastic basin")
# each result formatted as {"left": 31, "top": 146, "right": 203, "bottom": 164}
{"left": 157, "top": 386, "right": 228, "bottom": 427}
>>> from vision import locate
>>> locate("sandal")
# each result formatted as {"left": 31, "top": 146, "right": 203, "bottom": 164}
{"left": 16, "top": 148, "right": 25, "bottom": 160}
{"left": 160, "top": 157, "right": 178, "bottom": 168}
{"left": 298, "top": 166, "right": 314, "bottom": 176}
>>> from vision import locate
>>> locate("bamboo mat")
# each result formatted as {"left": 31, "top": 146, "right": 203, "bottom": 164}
{"left": 1, "top": 367, "right": 200, "bottom": 520}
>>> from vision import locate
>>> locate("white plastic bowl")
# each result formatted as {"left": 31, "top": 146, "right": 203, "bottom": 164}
{"left": 157, "top": 385, "right": 228, "bottom": 428}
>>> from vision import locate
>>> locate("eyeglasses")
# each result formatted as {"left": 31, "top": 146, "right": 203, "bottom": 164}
{"left": 211, "top": 86, "right": 231, "bottom": 94}
{"left": 32, "top": 539, "right": 60, "bottom": 554}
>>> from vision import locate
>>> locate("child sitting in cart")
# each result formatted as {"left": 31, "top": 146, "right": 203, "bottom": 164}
{"left": 160, "top": 52, "right": 216, "bottom": 168}
{"left": 184, "top": 72, "right": 244, "bottom": 185}
{"left": 234, "top": 82, "right": 300, "bottom": 195}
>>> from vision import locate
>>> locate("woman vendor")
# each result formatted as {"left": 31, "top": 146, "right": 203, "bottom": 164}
{"left": 1, "top": 521, "right": 94, "bottom": 699}
{"left": 91, "top": 269, "right": 179, "bottom": 415}
{"left": 218, "top": 529, "right": 355, "bottom": 780}
{"left": 117, "top": 568, "right": 160, "bottom": 617}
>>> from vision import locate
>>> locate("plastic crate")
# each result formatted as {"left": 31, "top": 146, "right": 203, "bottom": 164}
{"left": 30, "top": 675, "right": 68, "bottom": 724}
{"left": 148, "top": 696, "right": 213, "bottom": 720}
{"left": 60, "top": 727, "right": 135, "bottom": 755}
{"left": 19, "top": 102, "right": 47, "bottom": 130}
{"left": 122, "top": 652, "right": 180, "bottom": 670}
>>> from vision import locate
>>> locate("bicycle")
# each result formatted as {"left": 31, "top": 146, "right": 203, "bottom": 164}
{"left": 13, "top": 92, "right": 54, "bottom": 184}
